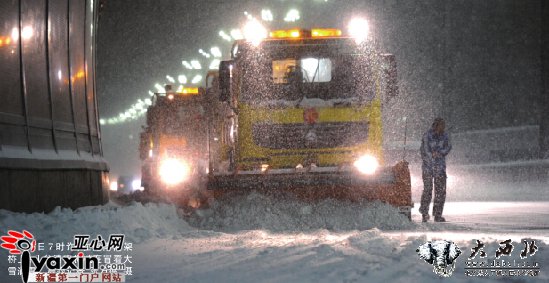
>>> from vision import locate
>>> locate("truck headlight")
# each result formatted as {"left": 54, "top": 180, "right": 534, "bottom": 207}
{"left": 348, "top": 18, "right": 369, "bottom": 44}
{"left": 243, "top": 19, "right": 267, "bottom": 46}
{"left": 353, "top": 155, "right": 378, "bottom": 175}
{"left": 159, "top": 158, "right": 190, "bottom": 185}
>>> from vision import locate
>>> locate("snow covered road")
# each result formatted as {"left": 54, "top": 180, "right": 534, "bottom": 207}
{"left": 1, "top": 198, "right": 548, "bottom": 282}
{"left": 131, "top": 199, "right": 549, "bottom": 282}
{"left": 412, "top": 201, "right": 549, "bottom": 235}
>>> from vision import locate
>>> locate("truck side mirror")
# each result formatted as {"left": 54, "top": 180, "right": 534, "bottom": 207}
{"left": 381, "top": 54, "right": 399, "bottom": 99}
{"left": 219, "top": 60, "right": 233, "bottom": 102}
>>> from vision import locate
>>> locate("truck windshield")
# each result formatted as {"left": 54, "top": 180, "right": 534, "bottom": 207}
{"left": 272, "top": 58, "right": 332, "bottom": 84}
{"left": 154, "top": 97, "right": 206, "bottom": 135}
{"left": 240, "top": 44, "right": 375, "bottom": 102}
{"left": 163, "top": 106, "right": 204, "bottom": 135}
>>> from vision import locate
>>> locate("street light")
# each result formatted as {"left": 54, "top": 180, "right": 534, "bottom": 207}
{"left": 210, "top": 47, "right": 222, "bottom": 58}
{"left": 190, "top": 60, "right": 202, "bottom": 69}
{"left": 284, "top": 9, "right": 300, "bottom": 22}
{"left": 191, "top": 75, "right": 203, "bottom": 84}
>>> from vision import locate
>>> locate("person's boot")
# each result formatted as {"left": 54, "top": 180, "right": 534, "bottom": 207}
{"left": 434, "top": 216, "right": 446, "bottom": 222}
{"left": 422, "top": 214, "right": 430, "bottom": 222}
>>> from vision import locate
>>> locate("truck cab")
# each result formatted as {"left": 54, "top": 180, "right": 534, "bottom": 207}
{"left": 213, "top": 28, "right": 398, "bottom": 173}
{"left": 139, "top": 86, "right": 209, "bottom": 202}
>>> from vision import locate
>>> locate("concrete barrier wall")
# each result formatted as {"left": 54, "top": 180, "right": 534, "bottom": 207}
{"left": 0, "top": 0, "right": 108, "bottom": 212}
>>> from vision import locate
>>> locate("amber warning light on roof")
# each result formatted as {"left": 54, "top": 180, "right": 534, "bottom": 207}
{"left": 270, "top": 29, "right": 303, "bottom": 39}
{"left": 269, "top": 28, "right": 342, "bottom": 39}
{"left": 311, "top": 28, "right": 342, "bottom": 37}
{"left": 176, "top": 87, "right": 200, "bottom": 95}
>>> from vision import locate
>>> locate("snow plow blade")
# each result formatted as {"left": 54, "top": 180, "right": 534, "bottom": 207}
{"left": 207, "top": 161, "right": 413, "bottom": 219}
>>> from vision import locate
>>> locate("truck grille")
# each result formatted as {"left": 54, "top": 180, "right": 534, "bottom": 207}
{"left": 252, "top": 122, "right": 369, "bottom": 149}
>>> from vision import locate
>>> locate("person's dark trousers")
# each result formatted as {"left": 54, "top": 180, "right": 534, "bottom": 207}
{"left": 419, "top": 171, "right": 447, "bottom": 217}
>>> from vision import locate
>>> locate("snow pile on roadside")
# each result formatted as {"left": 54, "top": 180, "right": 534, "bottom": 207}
{"left": 188, "top": 192, "right": 416, "bottom": 232}
{"left": 0, "top": 202, "right": 193, "bottom": 244}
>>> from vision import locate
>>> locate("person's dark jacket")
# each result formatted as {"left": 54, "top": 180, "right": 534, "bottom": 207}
{"left": 421, "top": 128, "right": 452, "bottom": 177}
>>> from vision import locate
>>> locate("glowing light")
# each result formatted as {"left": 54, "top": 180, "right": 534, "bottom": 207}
{"left": 178, "top": 75, "right": 187, "bottom": 84}
{"left": 348, "top": 18, "right": 369, "bottom": 44}
{"left": 99, "top": 119, "right": 106, "bottom": 125}
{"left": 210, "top": 47, "right": 222, "bottom": 58}
{"left": 270, "top": 29, "right": 302, "bottom": 38}
{"left": 209, "top": 59, "right": 221, "bottom": 70}
{"left": 57, "top": 70, "right": 62, "bottom": 80}
{"left": 230, "top": 29, "right": 244, "bottom": 40}
{"left": 132, "top": 179, "right": 142, "bottom": 191}
{"left": 75, "top": 70, "right": 85, "bottom": 79}
{"left": 284, "top": 9, "right": 300, "bottom": 22}
{"left": 243, "top": 11, "right": 254, "bottom": 20}
{"left": 191, "top": 75, "right": 203, "bottom": 84}
{"left": 109, "top": 181, "right": 118, "bottom": 191}
{"left": 190, "top": 60, "right": 202, "bottom": 69}
{"left": 0, "top": 37, "right": 10, "bottom": 47}
{"left": 243, "top": 19, "right": 267, "bottom": 46}
{"left": 353, "top": 155, "right": 379, "bottom": 175}
{"left": 155, "top": 83, "right": 164, "bottom": 93}
{"left": 261, "top": 9, "right": 273, "bottom": 21}
{"left": 199, "top": 49, "right": 211, "bottom": 58}
{"left": 159, "top": 158, "right": 190, "bottom": 185}
{"left": 219, "top": 30, "right": 232, "bottom": 41}
{"left": 21, "top": 26, "right": 33, "bottom": 40}
{"left": 177, "top": 87, "right": 199, "bottom": 94}
{"left": 166, "top": 75, "right": 175, "bottom": 83}
{"left": 11, "top": 27, "right": 18, "bottom": 41}
{"left": 311, "top": 28, "right": 342, "bottom": 37}
{"left": 182, "top": 60, "right": 193, "bottom": 69}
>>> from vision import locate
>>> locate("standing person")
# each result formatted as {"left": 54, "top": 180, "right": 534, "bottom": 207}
{"left": 419, "top": 117, "right": 452, "bottom": 222}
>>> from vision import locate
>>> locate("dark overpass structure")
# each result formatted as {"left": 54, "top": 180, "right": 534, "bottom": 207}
{"left": 0, "top": 0, "right": 108, "bottom": 212}
{"left": 541, "top": 1, "right": 549, "bottom": 158}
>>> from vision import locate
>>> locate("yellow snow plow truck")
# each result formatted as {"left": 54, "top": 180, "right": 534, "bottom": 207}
{"left": 207, "top": 21, "right": 412, "bottom": 219}
{"left": 139, "top": 86, "right": 210, "bottom": 207}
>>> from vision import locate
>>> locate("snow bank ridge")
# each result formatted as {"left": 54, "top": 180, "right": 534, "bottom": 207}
{"left": 0, "top": 202, "right": 193, "bottom": 244}
{"left": 188, "top": 192, "right": 416, "bottom": 232}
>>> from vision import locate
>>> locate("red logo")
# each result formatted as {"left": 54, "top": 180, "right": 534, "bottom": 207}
{"left": 1, "top": 230, "right": 36, "bottom": 254}
{"left": 303, "top": 108, "right": 319, "bottom": 124}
